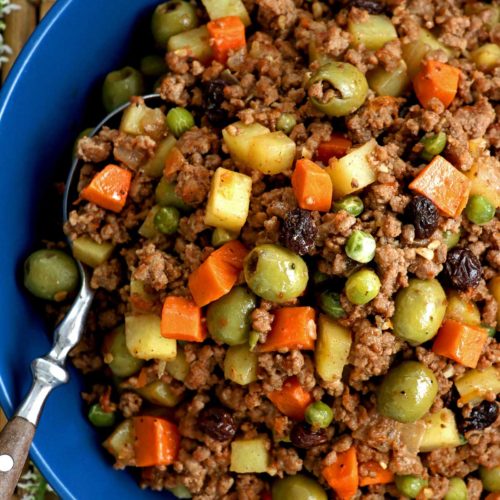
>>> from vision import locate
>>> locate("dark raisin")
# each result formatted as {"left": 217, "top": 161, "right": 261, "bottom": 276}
{"left": 347, "top": 0, "right": 385, "bottom": 14}
{"left": 290, "top": 422, "right": 328, "bottom": 449}
{"left": 280, "top": 208, "right": 318, "bottom": 256}
{"left": 405, "top": 195, "right": 439, "bottom": 239}
{"left": 443, "top": 247, "right": 482, "bottom": 291}
{"left": 198, "top": 407, "right": 237, "bottom": 441}
{"left": 461, "top": 401, "right": 498, "bottom": 432}
{"left": 204, "top": 80, "right": 228, "bottom": 126}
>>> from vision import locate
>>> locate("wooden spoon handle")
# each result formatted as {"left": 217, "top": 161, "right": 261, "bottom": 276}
{"left": 0, "top": 416, "right": 35, "bottom": 500}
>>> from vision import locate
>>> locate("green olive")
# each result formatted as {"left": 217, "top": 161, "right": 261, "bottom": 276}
{"left": 102, "top": 66, "right": 144, "bottom": 113}
{"left": 272, "top": 474, "right": 327, "bottom": 500}
{"left": 395, "top": 475, "right": 428, "bottom": 498}
{"left": 345, "top": 268, "right": 381, "bottom": 305}
{"left": 377, "top": 361, "right": 438, "bottom": 423}
{"left": 24, "top": 249, "right": 79, "bottom": 301}
{"left": 140, "top": 54, "right": 167, "bottom": 77}
{"left": 392, "top": 279, "right": 447, "bottom": 346}
{"left": 151, "top": 1, "right": 198, "bottom": 46}
{"left": 102, "top": 325, "right": 144, "bottom": 377}
{"left": 480, "top": 465, "right": 500, "bottom": 492}
{"left": 444, "top": 477, "right": 468, "bottom": 500}
{"left": 207, "top": 286, "right": 256, "bottom": 345}
{"left": 224, "top": 344, "right": 258, "bottom": 385}
{"left": 155, "top": 178, "right": 191, "bottom": 211}
{"left": 244, "top": 244, "right": 309, "bottom": 303}
{"left": 308, "top": 62, "right": 368, "bottom": 117}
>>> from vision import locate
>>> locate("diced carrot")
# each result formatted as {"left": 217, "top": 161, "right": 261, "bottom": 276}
{"left": 409, "top": 155, "right": 471, "bottom": 217}
{"left": 259, "top": 307, "right": 317, "bottom": 353}
{"left": 133, "top": 416, "right": 180, "bottom": 467}
{"left": 207, "top": 16, "right": 246, "bottom": 64}
{"left": 99, "top": 386, "right": 116, "bottom": 413}
{"left": 315, "top": 133, "right": 352, "bottom": 163}
{"left": 413, "top": 60, "right": 460, "bottom": 109}
{"left": 188, "top": 240, "right": 248, "bottom": 307}
{"left": 135, "top": 367, "right": 149, "bottom": 389}
{"left": 432, "top": 319, "right": 488, "bottom": 368}
{"left": 130, "top": 294, "right": 155, "bottom": 313}
{"left": 80, "top": 164, "right": 132, "bottom": 213}
{"left": 323, "top": 447, "right": 359, "bottom": 500}
{"left": 267, "top": 376, "right": 313, "bottom": 420}
{"left": 292, "top": 159, "right": 333, "bottom": 212}
{"left": 485, "top": 494, "right": 500, "bottom": 500}
{"left": 161, "top": 296, "right": 206, "bottom": 342}
{"left": 163, "top": 147, "right": 185, "bottom": 179}
{"left": 358, "top": 461, "right": 394, "bottom": 487}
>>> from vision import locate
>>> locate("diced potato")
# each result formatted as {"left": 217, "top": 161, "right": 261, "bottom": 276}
{"left": 419, "top": 409, "right": 462, "bottom": 452}
{"left": 201, "top": 0, "right": 250, "bottom": 26}
{"left": 315, "top": 315, "right": 352, "bottom": 382}
{"left": 367, "top": 63, "right": 410, "bottom": 97}
{"left": 455, "top": 367, "right": 500, "bottom": 405}
{"left": 129, "top": 279, "right": 155, "bottom": 312}
{"left": 489, "top": 276, "right": 500, "bottom": 326}
{"left": 465, "top": 154, "right": 500, "bottom": 208}
{"left": 224, "top": 344, "right": 258, "bottom": 385}
{"left": 168, "top": 26, "right": 213, "bottom": 63}
{"left": 120, "top": 102, "right": 166, "bottom": 140}
{"left": 230, "top": 437, "right": 270, "bottom": 473}
{"left": 137, "top": 380, "right": 183, "bottom": 407}
{"left": 325, "top": 139, "right": 377, "bottom": 198}
{"left": 205, "top": 167, "right": 252, "bottom": 231}
{"left": 165, "top": 348, "right": 190, "bottom": 382}
{"left": 471, "top": 44, "right": 500, "bottom": 71}
{"left": 247, "top": 132, "right": 296, "bottom": 175}
{"left": 348, "top": 14, "right": 398, "bottom": 51}
{"left": 138, "top": 205, "right": 161, "bottom": 239}
{"left": 125, "top": 314, "right": 177, "bottom": 361}
{"left": 402, "top": 28, "right": 451, "bottom": 79}
{"left": 103, "top": 419, "right": 135, "bottom": 461}
{"left": 399, "top": 420, "right": 427, "bottom": 454}
{"left": 445, "top": 291, "right": 481, "bottom": 326}
{"left": 143, "top": 135, "right": 177, "bottom": 178}
{"left": 222, "top": 121, "right": 270, "bottom": 166}
{"left": 72, "top": 236, "right": 114, "bottom": 268}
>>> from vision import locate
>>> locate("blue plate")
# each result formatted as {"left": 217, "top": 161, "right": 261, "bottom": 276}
{"left": 0, "top": 1, "right": 174, "bottom": 498}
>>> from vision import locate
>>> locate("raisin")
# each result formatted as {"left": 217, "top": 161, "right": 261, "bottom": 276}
{"left": 198, "top": 407, "right": 237, "bottom": 441}
{"left": 290, "top": 422, "right": 328, "bottom": 449}
{"left": 347, "top": 0, "right": 385, "bottom": 14}
{"left": 443, "top": 247, "right": 482, "bottom": 291}
{"left": 405, "top": 196, "right": 439, "bottom": 239}
{"left": 204, "top": 79, "right": 228, "bottom": 127}
{"left": 280, "top": 208, "right": 318, "bottom": 256}
{"left": 461, "top": 401, "right": 498, "bottom": 432}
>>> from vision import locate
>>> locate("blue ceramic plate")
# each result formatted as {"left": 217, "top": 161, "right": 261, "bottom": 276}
{"left": 0, "top": 1, "right": 174, "bottom": 498}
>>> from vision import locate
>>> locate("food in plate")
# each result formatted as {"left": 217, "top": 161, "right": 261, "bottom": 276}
{"left": 23, "top": 0, "right": 499, "bottom": 498}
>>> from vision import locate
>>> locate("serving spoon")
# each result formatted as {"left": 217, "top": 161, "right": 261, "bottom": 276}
{"left": 0, "top": 94, "right": 160, "bottom": 499}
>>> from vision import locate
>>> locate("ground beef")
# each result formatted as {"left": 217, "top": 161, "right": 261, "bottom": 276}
{"left": 77, "top": 135, "right": 112, "bottom": 163}
{"left": 256, "top": 0, "right": 297, "bottom": 35}
{"left": 118, "top": 391, "right": 143, "bottom": 418}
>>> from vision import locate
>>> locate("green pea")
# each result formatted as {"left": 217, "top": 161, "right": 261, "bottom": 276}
{"left": 420, "top": 131, "right": 447, "bottom": 161}
{"left": 465, "top": 194, "right": 495, "bottom": 225}
{"left": 377, "top": 361, "right": 438, "bottom": 423}
{"left": 272, "top": 474, "right": 327, "bottom": 500}
{"left": 88, "top": 404, "right": 116, "bottom": 428}
{"left": 318, "top": 289, "right": 346, "bottom": 319}
{"left": 482, "top": 324, "right": 496, "bottom": 338}
{"left": 244, "top": 244, "right": 309, "bottom": 303}
{"left": 140, "top": 54, "right": 167, "bottom": 77}
{"left": 395, "top": 475, "right": 428, "bottom": 498}
{"left": 154, "top": 206, "right": 180, "bottom": 234}
{"left": 102, "top": 66, "right": 144, "bottom": 113}
{"left": 308, "top": 62, "right": 368, "bottom": 117}
{"left": 212, "top": 227, "right": 239, "bottom": 247}
{"left": 305, "top": 401, "right": 333, "bottom": 428}
{"left": 444, "top": 477, "right": 468, "bottom": 500}
{"left": 480, "top": 465, "right": 500, "bottom": 492}
{"left": 102, "top": 325, "right": 144, "bottom": 377}
{"left": 24, "top": 249, "right": 79, "bottom": 301}
{"left": 345, "top": 268, "right": 381, "bottom": 305}
{"left": 442, "top": 229, "right": 461, "bottom": 250}
{"left": 166, "top": 107, "right": 195, "bottom": 138}
{"left": 207, "top": 286, "right": 257, "bottom": 345}
{"left": 333, "top": 195, "right": 364, "bottom": 216}
{"left": 345, "top": 230, "right": 376, "bottom": 264}
{"left": 151, "top": 1, "right": 198, "bottom": 46}
{"left": 155, "top": 178, "right": 191, "bottom": 211}
{"left": 313, "top": 270, "right": 329, "bottom": 286}
{"left": 276, "top": 113, "right": 297, "bottom": 134}
{"left": 392, "top": 278, "right": 447, "bottom": 346}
